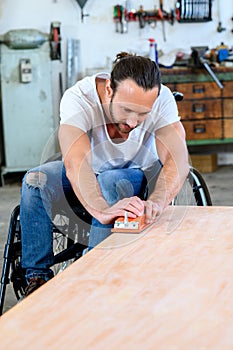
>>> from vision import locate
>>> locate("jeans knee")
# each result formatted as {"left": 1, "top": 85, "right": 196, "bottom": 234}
{"left": 25, "top": 171, "right": 47, "bottom": 190}
{"left": 116, "top": 179, "right": 134, "bottom": 198}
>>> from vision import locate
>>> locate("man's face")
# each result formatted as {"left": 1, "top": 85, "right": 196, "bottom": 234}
{"left": 108, "top": 79, "right": 159, "bottom": 135}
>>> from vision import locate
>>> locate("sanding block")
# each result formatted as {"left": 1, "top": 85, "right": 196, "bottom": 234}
{"left": 111, "top": 213, "right": 154, "bottom": 233}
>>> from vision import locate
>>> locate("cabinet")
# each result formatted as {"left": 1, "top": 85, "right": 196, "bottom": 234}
{"left": 0, "top": 41, "right": 56, "bottom": 183}
{"left": 222, "top": 81, "right": 233, "bottom": 139}
{"left": 161, "top": 67, "right": 233, "bottom": 145}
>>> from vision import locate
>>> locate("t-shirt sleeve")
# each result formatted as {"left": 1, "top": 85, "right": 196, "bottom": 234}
{"left": 59, "top": 86, "right": 91, "bottom": 132}
{"left": 152, "top": 85, "right": 180, "bottom": 131}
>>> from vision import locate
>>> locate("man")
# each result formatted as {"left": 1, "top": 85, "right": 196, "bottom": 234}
{"left": 20, "top": 52, "right": 189, "bottom": 296}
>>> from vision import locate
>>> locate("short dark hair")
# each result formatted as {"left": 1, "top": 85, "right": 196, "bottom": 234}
{"left": 110, "top": 52, "right": 161, "bottom": 95}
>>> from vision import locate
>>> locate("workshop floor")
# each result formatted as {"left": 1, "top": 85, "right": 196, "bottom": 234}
{"left": 0, "top": 166, "right": 232, "bottom": 315}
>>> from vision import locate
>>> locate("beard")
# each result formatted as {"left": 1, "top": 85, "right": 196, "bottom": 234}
{"left": 109, "top": 100, "right": 138, "bottom": 134}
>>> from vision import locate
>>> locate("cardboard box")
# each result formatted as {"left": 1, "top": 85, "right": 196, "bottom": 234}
{"left": 190, "top": 153, "right": 218, "bottom": 173}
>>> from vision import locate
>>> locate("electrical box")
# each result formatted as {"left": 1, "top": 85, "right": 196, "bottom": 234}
{"left": 0, "top": 40, "right": 56, "bottom": 183}
{"left": 19, "top": 58, "right": 32, "bottom": 83}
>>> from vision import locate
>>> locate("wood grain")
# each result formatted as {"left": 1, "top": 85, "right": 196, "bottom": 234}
{"left": 1, "top": 206, "right": 233, "bottom": 350}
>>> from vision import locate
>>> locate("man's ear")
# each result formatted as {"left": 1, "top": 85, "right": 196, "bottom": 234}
{"left": 105, "top": 79, "right": 113, "bottom": 98}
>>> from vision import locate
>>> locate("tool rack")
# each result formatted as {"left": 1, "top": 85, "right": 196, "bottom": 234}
{"left": 176, "top": 0, "right": 212, "bottom": 23}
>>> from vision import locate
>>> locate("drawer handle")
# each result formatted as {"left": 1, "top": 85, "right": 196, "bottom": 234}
{"left": 192, "top": 103, "right": 206, "bottom": 113}
{"left": 193, "top": 124, "right": 206, "bottom": 134}
{"left": 193, "top": 85, "right": 205, "bottom": 93}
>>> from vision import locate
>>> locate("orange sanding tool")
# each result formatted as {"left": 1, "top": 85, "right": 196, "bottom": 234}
{"left": 111, "top": 212, "right": 154, "bottom": 233}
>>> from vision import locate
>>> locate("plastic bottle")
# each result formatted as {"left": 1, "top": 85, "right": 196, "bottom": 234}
{"left": 148, "top": 38, "right": 158, "bottom": 64}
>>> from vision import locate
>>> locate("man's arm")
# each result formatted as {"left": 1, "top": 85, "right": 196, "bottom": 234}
{"left": 144, "top": 121, "right": 190, "bottom": 222}
{"left": 58, "top": 124, "right": 144, "bottom": 224}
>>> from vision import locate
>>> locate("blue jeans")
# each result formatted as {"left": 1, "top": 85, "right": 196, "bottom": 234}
{"left": 20, "top": 160, "right": 161, "bottom": 282}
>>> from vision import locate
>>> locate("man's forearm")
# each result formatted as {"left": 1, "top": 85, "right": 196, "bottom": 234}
{"left": 66, "top": 158, "right": 110, "bottom": 219}
{"left": 148, "top": 154, "right": 189, "bottom": 210}
{"left": 59, "top": 125, "right": 110, "bottom": 220}
{"left": 152, "top": 121, "right": 190, "bottom": 212}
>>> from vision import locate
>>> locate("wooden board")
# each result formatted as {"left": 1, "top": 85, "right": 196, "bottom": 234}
{"left": 1, "top": 206, "right": 233, "bottom": 350}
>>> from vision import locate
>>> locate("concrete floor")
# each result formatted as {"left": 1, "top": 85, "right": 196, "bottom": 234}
{"left": 0, "top": 166, "right": 232, "bottom": 315}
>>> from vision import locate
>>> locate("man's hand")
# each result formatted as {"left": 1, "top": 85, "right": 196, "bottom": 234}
{"left": 144, "top": 200, "right": 163, "bottom": 224}
{"left": 97, "top": 197, "right": 162, "bottom": 226}
{"left": 97, "top": 196, "right": 145, "bottom": 225}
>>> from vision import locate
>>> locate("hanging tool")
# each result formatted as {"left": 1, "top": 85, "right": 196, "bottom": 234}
{"left": 216, "top": 0, "right": 226, "bottom": 32}
{"left": 136, "top": 5, "right": 146, "bottom": 29}
{"left": 113, "top": 5, "right": 127, "bottom": 33}
{"left": 159, "top": 0, "right": 166, "bottom": 41}
{"left": 176, "top": 0, "right": 212, "bottom": 22}
{"left": 121, "top": 3, "right": 174, "bottom": 33}
{"left": 50, "top": 21, "right": 61, "bottom": 61}
{"left": 75, "top": 0, "right": 89, "bottom": 22}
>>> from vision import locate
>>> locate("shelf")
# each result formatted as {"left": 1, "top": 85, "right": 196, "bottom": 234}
{"left": 187, "top": 138, "right": 233, "bottom": 146}
{"left": 161, "top": 67, "right": 233, "bottom": 84}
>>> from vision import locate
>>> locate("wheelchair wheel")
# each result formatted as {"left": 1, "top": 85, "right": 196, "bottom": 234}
{"left": 188, "top": 167, "right": 212, "bottom": 206}
{"left": 0, "top": 206, "right": 26, "bottom": 315}
{"left": 0, "top": 206, "right": 88, "bottom": 315}
{"left": 52, "top": 213, "right": 88, "bottom": 275}
{"left": 173, "top": 167, "right": 212, "bottom": 206}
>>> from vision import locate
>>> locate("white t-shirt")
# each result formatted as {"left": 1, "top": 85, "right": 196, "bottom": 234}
{"left": 60, "top": 73, "right": 180, "bottom": 173}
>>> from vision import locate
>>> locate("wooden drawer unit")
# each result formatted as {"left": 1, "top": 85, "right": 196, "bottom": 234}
{"left": 175, "top": 82, "right": 221, "bottom": 99}
{"left": 178, "top": 99, "right": 222, "bottom": 120}
{"left": 222, "top": 81, "right": 233, "bottom": 118}
{"left": 182, "top": 120, "right": 222, "bottom": 140}
{"left": 224, "top": 119, "right": 233, "bottom": 138}
{"left": 223, "top": 100, "right": 233, "bottom": 118}
{"left": 161, "top": 67, "right": 233, "bottom": 143}
{"left": 222, "top": 81, "right": 233, "bottom": 97}
{"left": 176, "top": 81, "right": 223, "bottom": 140}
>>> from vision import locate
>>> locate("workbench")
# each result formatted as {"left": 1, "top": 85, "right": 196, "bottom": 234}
{"left": 161, "top": 66, "right": 233, "bottom": 145}
{"left": 1, "top": 205, "right": 233, "bottom": 349}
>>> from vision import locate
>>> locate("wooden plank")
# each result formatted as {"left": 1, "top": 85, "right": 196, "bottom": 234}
{"left": 1, "top": 206, "right": 233, "bottom": 350}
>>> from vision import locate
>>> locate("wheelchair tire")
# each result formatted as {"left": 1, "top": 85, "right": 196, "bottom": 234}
{"left": 0, "top": 206, "right": 88, "bottom": 315}
{"left": 188, "top": 167, "right": 212, "bottom": 206}
{"left": 172, "top": 167, "right": 212, "bottom": 206}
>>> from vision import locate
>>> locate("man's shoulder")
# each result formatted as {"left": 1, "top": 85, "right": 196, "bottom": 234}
{"left": 67, "top": 72, "right": 110, "bottom": 99}
{"left": 76, "top": 72, "right": 110, "bottom": 87}
{"left": 160, "top": 83, "right": 173, "bottom": 96}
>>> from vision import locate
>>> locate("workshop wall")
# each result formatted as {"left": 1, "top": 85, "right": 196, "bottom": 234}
{"left": 0, "top": 0, "right": 232, "bottom": 128}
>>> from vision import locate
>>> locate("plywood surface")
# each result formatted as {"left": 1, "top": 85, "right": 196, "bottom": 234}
{"left": 1, "top": 206, "right": 233, "bottom": 349}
